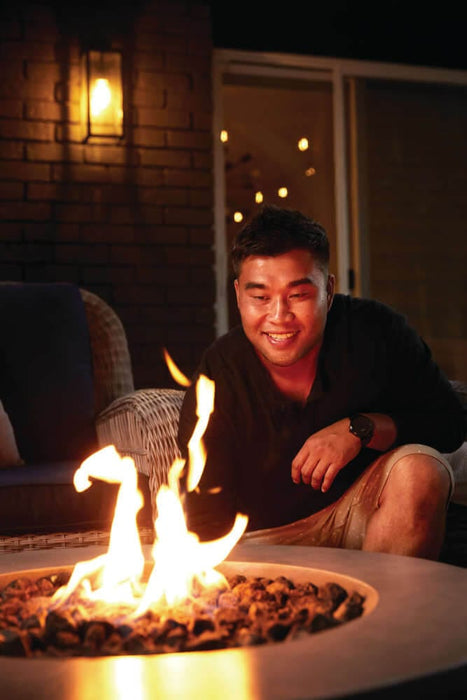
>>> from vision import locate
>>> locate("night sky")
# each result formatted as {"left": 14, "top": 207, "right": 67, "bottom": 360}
{"left": 209, "top": 1, "right": 467, "bottom": 71}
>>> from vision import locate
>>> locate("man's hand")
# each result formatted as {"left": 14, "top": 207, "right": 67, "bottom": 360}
{"left": 291, "top": 418, "right": 362, "bottom": 492}
{"left": 291, "top": 413, "right": 397, "bottom": 492}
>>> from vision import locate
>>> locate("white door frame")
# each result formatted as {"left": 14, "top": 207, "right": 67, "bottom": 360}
{"left": 213, "top": 49, "right": 467, "bottom": 337}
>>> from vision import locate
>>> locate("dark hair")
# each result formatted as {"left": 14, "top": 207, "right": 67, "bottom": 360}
{"left": 231, "top": 204, "right": 329, "bottom": 277}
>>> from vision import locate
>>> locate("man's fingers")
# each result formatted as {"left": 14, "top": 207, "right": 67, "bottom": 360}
{"left": 291, "top": 451, "right": 312, "bottom": 483}
{"left": 321, "top": 464, "right": 339, "bottom": 492}
{"left": 296, "top": 461, "right": 339, "bottom": 491}
{"left": 292, "top": 444, "right": 344, "bottom": 490}
{"left": 291, "top": 459, "right": 302, "bottom": 483}
{"left": 296, "top": 459, "right": 317, "bottom": 485}
{"left": 296, "top": 460, "right": 329, "bottom": 489}
{"left": 310, "top": 463, "right": 331, "bottom": 490}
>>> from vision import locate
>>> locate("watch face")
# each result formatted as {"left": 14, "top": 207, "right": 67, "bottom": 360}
{"left": 349, "top": 414, "right": 374, "bottom": 444}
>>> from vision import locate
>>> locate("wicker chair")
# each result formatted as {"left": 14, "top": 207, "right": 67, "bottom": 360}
{"left": 83, "top": 288, "right": 185, "bottom": 524}
{"left": 96, "top": 388, "right": 185, "bottom": 517}
{"left": 0, "top": 282, "right": 172, "bottom": 550}
{"left": 78, "top": 289, "right": 184, "bottom": 519}
{"left": 84, "top": 288, "right": 188, "bottom": 535}
{"left": 80, "top": 288, "right": 135, "bottom": 415}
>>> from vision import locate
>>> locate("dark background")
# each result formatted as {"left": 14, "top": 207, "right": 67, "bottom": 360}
{"left": 209, "top": 1, "right": 467, "bottom": 70}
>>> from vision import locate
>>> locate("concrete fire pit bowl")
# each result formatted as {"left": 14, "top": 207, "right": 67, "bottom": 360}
{"left": 0, "top": 543, "right": 466, "bottom": 698}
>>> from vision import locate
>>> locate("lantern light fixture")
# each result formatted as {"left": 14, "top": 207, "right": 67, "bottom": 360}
{"left": 81, "top": 50, "right": 124, "bottom": 141}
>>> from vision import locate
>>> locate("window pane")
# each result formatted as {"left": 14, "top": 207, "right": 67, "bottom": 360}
{"left": 222, "top": 77, "right": 336, "bottom": 327}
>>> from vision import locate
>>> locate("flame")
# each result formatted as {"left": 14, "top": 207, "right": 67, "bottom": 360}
{"left": 163, "top": 348, "right": 191, "bottom": 386}
{"left": 163, "top": 348, "right": 215, "bottom": 491}
{"left": 53, "top": 445, "right": 145, "bottom": 607}
{"left": 186, "top": 374, "right": 215, "bottom": 492}
{"left": 138, "top": 457, "right": 247, "bottom": 613}
{"left": 51, "top": 369, "right": 248, "bottom": 620}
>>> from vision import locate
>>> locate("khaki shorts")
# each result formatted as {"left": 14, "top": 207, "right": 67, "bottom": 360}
{"left": 243, "top": 444, "right": 454, "bottom": 550}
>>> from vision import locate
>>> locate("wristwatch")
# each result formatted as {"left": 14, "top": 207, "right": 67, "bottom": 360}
{"left": 349, "top": 413, "right": 374, "bottom": 447}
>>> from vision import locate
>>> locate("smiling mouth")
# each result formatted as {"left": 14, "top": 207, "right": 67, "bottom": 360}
{"left": 264, "top": 331, "right": 297, "bottom": 342}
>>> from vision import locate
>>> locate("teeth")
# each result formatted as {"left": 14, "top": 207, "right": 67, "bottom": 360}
{"left": 267, "top": 332, "right": 295, "bottom": 340}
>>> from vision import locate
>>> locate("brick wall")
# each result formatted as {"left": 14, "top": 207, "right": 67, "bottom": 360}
{"left": 0, "top": 0, "right": 215, "bottom": 389}
{"left": 362, "top": 79, "right": 467, "bottom": 381}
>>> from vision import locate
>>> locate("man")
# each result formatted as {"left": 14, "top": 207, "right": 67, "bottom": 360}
{"left": 178, "top": 205, "right": 465, "bottom": 559}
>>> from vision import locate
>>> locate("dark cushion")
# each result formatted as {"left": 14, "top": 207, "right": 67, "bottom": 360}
{"left": 0, "top": 461, "right": 153, "bottom": 535}
{"left": 0, "top": 282, "right": 97, "bottom": 463}
{"left": 0, "top": 460, "right": 86, "bottom": 487}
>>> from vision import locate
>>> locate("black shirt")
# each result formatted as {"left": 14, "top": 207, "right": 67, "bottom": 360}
{"left": 177, "top": 295, "right": 465, "bottom": 539}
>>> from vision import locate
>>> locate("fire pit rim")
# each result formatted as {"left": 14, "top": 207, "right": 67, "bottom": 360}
{"left": 0, "top": 544, "right": 466, "bottom": 700}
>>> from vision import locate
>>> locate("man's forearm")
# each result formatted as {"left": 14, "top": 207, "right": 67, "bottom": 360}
{"left": 361, "top": 413, "right": 397, "bottom": 451}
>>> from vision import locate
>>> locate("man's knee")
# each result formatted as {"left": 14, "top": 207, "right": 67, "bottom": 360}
{"left": 381, "top": 450, "right": 452, "bottom": 512}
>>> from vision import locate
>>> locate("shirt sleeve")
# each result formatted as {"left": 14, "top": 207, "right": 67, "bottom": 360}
{"left": 384, "top": 312, "right": 466, "bottom": 453}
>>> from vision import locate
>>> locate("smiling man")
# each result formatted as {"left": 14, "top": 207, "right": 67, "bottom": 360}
{"left": 177, "top": 205, "right": 465, "bottom": 559}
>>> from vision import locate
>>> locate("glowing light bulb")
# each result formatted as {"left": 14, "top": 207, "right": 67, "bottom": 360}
{"left": 220, "top": 130, "right": 228, "bottom": 143}
{"left": 278, "top": 187, "right": 288, "bottom": 198}
{"left": 255, "top": 191, "right": 263, "bottom": 203}
{"left": 233, "top": 211, "right": 244, "bottom": 223}
{"left": 298, "top": 137, "right": 309, "bottom": 151}
{"left": 90, "top": 78, "right": 112, "bottom": 117}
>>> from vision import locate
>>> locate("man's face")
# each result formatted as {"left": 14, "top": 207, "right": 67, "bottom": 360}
{"left": 234, "top": 249, "right": 335, "bottom": 368}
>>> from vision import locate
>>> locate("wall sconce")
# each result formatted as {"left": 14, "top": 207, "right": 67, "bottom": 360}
{"left": 81, "top": 50, "right": 124, "bottom": 141}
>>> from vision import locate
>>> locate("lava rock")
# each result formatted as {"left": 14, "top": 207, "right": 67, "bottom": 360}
{"left": 0, "top": 628, "right": 28, "bottom": 656}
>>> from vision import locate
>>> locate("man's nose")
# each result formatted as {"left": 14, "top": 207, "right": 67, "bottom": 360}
{"left": 269, "top": 296, "right": 293, "bottom": 321}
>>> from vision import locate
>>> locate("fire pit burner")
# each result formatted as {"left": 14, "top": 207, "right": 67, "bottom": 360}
{"left": 0, "top": 560, "right": 374, "bottom": 658}
{"left": 0, "top": 544, "right": 466, "bottom": 699}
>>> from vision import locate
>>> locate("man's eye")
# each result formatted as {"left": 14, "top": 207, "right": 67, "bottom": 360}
{"left": 290, "top": 292, "right": 307, "bottom": 299}
{"left": 252, "top": 295, "right": 267, "bottom": 301}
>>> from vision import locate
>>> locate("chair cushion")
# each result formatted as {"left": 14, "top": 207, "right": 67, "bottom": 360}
{"left": 0, "top": 460, "right": 153, "bottom": 535}
{"left": 0, "top": 283, "right": 97, "bottom": 463}
{"left": 0, "top": 400, "right": 23, "bottom": 468}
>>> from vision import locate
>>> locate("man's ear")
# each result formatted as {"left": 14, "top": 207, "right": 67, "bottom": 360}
{"left": 326, "top": 274, "right": 335, "bottom": 310}
{"left": 234, "top": 278, "right": 240, "bottom": 306}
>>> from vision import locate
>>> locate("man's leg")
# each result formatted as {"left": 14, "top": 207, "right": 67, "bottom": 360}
{"left": 244, "top": 445, "right": 454, "bottom": 558}
{"left": 362, "top": 451, "right": 452, "bottom": 559}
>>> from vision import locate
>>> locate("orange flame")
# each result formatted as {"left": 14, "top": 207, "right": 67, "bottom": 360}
{"left": 186, "top": 374, "right": 215, "bottom": 492}
{"left": 163, "top": 348, "right": 215, "bottom": 491}
{"left": 53, "top": 445, "right": 145, "bottom": 607}
{"left": 163, "top": 348, "right": 191, "bottom": 387}
{"left": 51, "top": 365, "right": 248, "bottom": 618}
{"left": 138, "top": 457, "right": 247, "bottom": 612}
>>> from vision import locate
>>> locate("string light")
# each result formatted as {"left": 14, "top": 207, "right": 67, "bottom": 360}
{"left": 226, "top": 135, "right": 317, "bottom": 221}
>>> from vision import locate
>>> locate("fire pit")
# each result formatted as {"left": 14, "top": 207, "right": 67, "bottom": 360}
{"left": 0, "top": 558, "right": 375, "bottom": 657}
{"left": 0, "top": 543, "right": 466, "bottom": 698}
{"left": 0, "top": 555, "right": 376, "bottom": 657}
{"left": 1, "top": 368, "right": 465, "bottom": 696}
